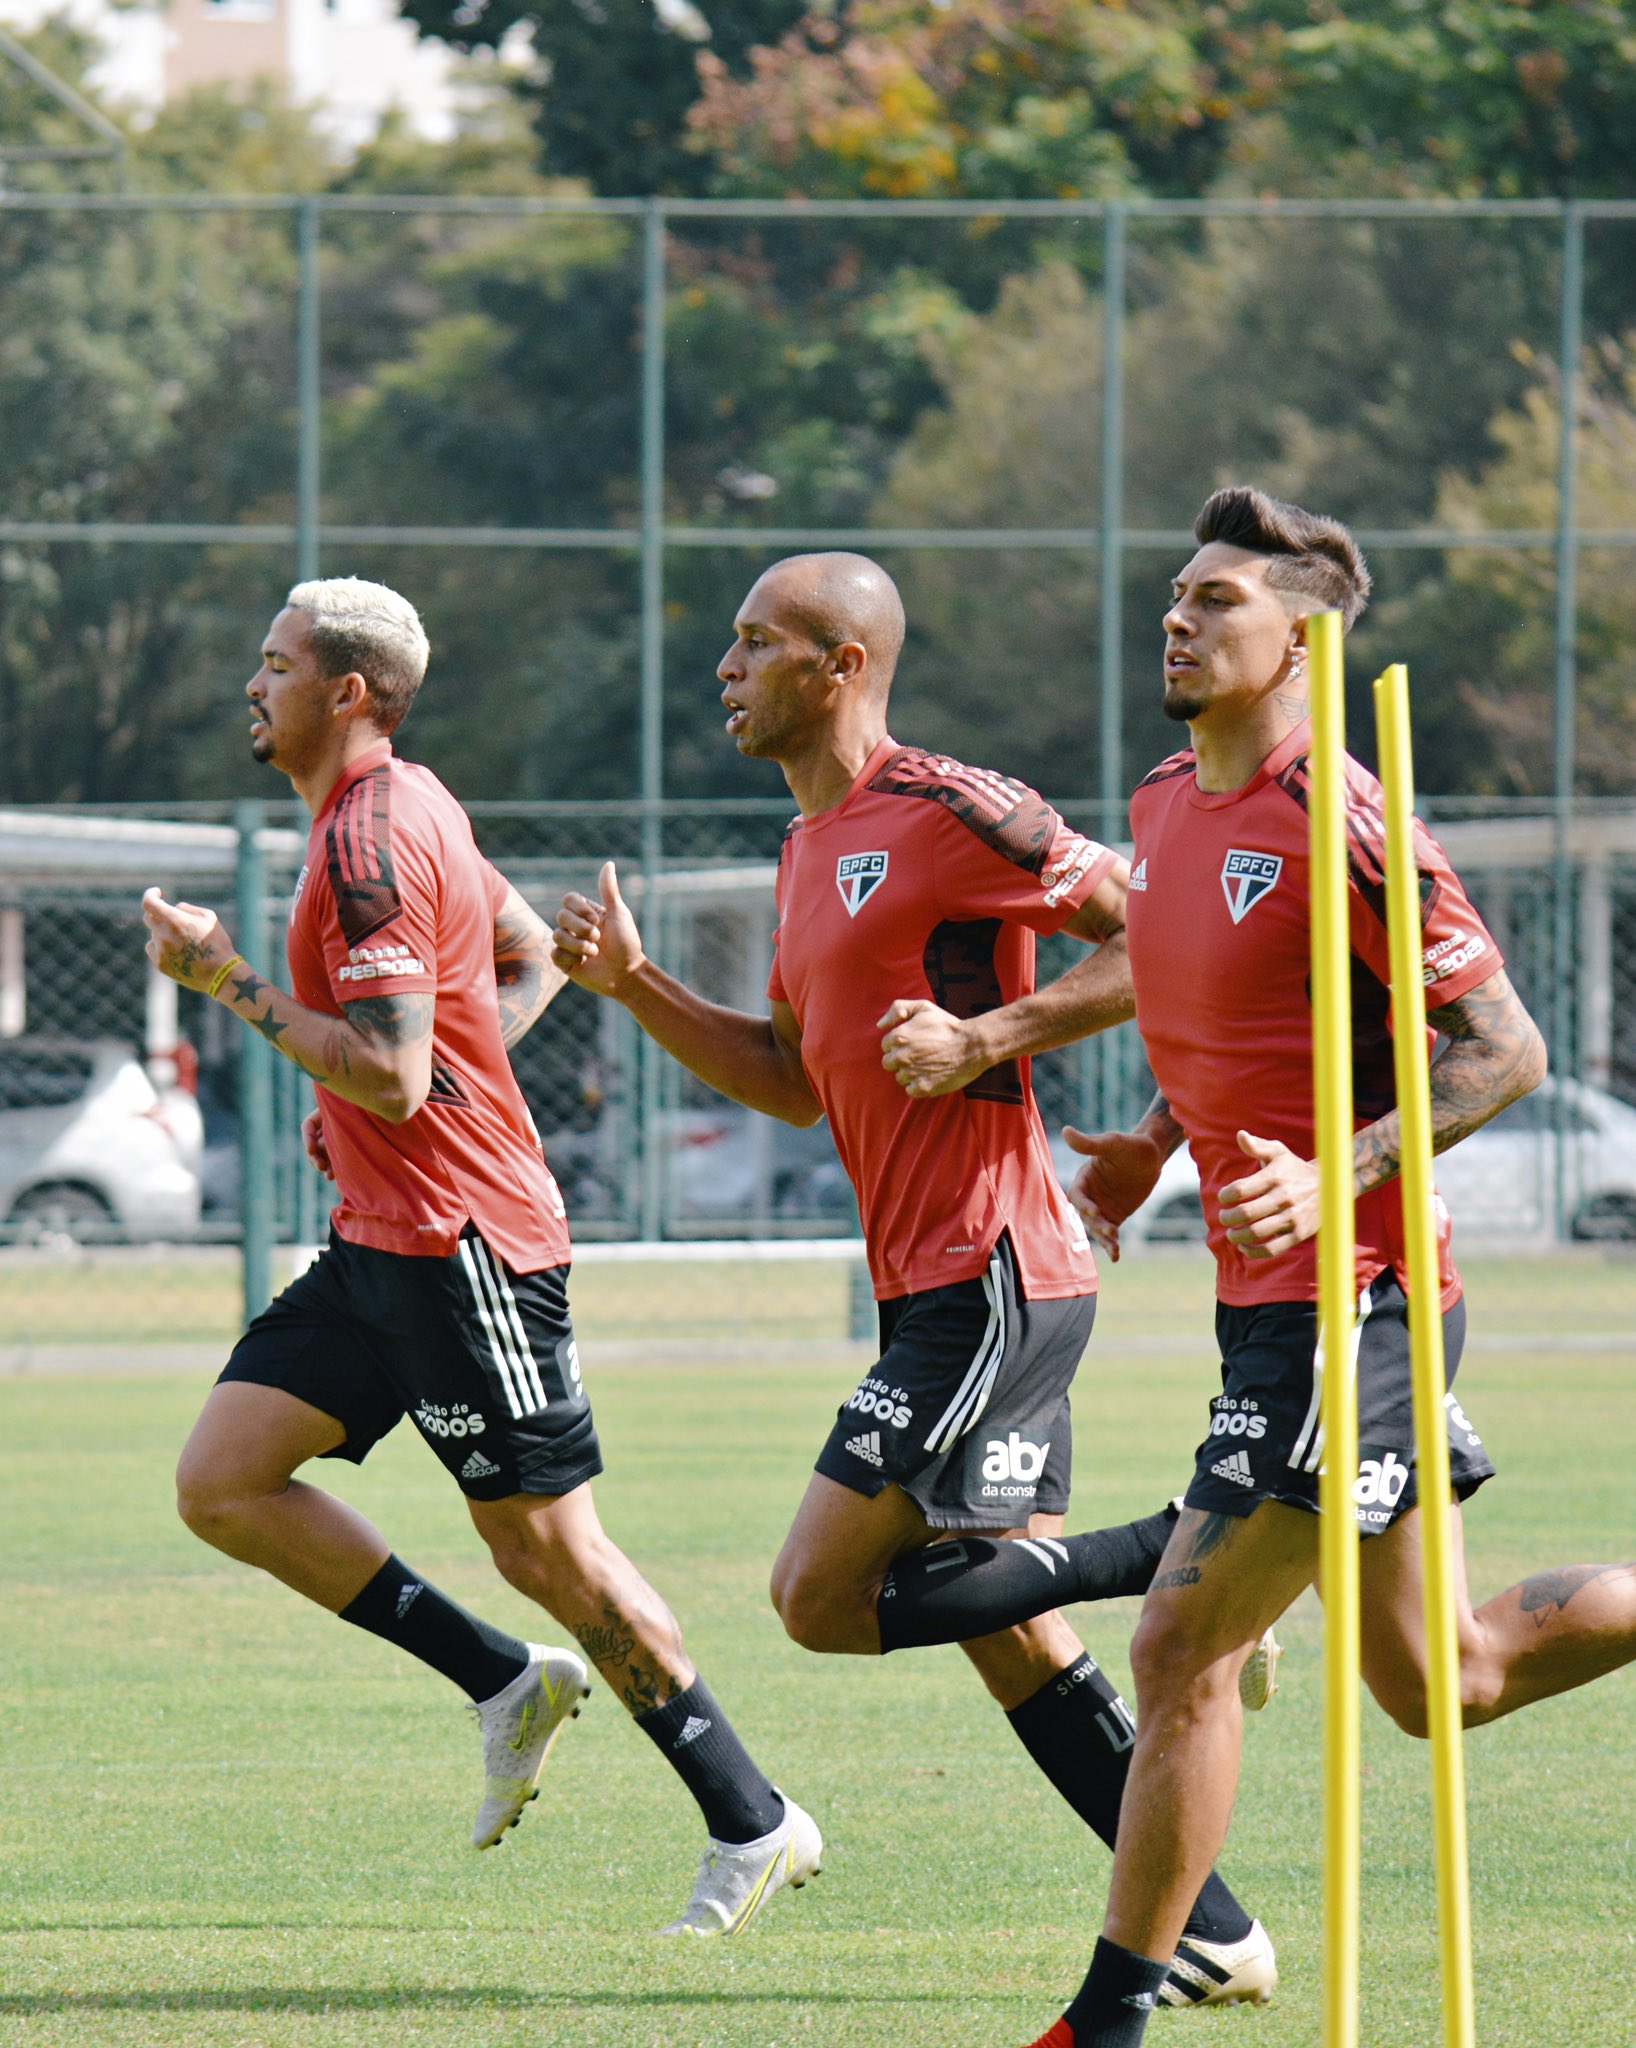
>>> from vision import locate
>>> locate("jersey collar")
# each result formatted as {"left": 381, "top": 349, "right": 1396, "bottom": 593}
{"left": 1185, "top": 719, "right": 1311, "bottom": 810}
{"left": 795, "top": 734, "right": 901, "bottom": 829}
{"left": 314, "top": 737, "right": 394, "bottom": 822}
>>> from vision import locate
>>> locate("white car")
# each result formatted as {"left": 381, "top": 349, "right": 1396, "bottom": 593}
{"left": 1053, "top": 1078, "right": 1636, "bottom": 1248}
{"left": 0, "top": 1037, "right": 203, "bottom": 1240}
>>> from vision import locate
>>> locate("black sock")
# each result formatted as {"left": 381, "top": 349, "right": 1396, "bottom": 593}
{"left": 1006, "top": 1654, "right": 1252, "bottom": 1947}
{"left": 337, "top": 1554, "right": 529, "bottom": 1703}
{"left": 876, "top": 1509, "right": 1174, "bottom": 1653}
{"left": 634, "top": 1676, "right": 785, "bottom": 1844}
{"left": 1061, "top": 1936, "right": 1172, "bottom": 2048}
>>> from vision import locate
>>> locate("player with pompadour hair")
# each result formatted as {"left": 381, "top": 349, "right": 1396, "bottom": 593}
{"left": 142, "top": 574, "right": 819, "bottom": 1937}
{"left": 553, "top": 549, "right": 1276, "bottom": 2000}
{"left": 881, "top": 488, "right": 1636, "bottom": 2048}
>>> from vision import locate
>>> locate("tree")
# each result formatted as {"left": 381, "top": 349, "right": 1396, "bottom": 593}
{"left": 393, "top": 0, "right": 807, "bottom": 194}
{"left": 1382, "top": 335, "right": 1636, "bottom": 797}
{"left": 685, "top": 0, "right": 1244, "bottom": 200}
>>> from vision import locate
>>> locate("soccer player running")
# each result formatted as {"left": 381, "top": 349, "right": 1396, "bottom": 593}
{"left": 141, "top": 576, "right": 818, "bottom": 1937}
{"left": 552, "top": 550, "right": 1276, "bottom": 2007}
{"left": 910, "top": 486, "right": 1636, "bottom": 2048}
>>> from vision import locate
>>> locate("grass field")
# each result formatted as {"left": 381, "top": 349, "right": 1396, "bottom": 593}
{"left": 2, "top": 1253, "right": 1633, "bottom": 2046}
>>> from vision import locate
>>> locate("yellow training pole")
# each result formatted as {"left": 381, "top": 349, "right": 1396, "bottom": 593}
{"left": 1372, "top": 664, "right": 1477, "bottom": 2048}
{"left": 1308, "top": 610, "right": 1359, "bottom": 2048}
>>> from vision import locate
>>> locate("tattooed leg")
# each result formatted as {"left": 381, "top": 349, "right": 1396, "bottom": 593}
{"left": 465, "top": 1487, "right": 694, "bottom": 1718}
{"left": 1362, "top": 1501, "right": 1636, "bottom": 1734}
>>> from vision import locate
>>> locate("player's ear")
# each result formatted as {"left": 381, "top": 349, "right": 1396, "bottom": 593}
{"left": 829, "top": 639, "right": 867, "bottom": 685}
{"left": 332, "top": 670, "right": 370, "bottom": 719}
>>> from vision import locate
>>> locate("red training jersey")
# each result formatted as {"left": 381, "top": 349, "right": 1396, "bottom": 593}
{"left": 767, "top": 736, "right": 1117, "bottom": 1302}
{"left": 1125, "top": 722, "right": 1501, "bottom": 1308}
{"left": 285, "top": 739, "right": 570, "bottom": 1272}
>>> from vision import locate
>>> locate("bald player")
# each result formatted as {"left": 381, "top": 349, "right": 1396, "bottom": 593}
{"left": 552, "top": 553, "right": 1276, "bottom": 2004}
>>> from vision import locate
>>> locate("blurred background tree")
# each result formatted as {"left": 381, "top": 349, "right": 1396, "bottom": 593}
{"left": 2, "top": 1, "right": 1633, "bottom": 803}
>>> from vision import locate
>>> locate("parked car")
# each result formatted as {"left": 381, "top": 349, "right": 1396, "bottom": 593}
{"left": 0, "top": 1036, "right": 203, "bottom": 1241}
{"left": 1051, "top": 1078, "right": 1636, "bottom": 1248}
{"left": 541, "top": 1105, "right": 855, "bottom": 1229}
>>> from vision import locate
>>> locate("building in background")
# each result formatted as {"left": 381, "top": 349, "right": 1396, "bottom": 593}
{"left": 0, "top": 0, "right": 521, "bottom": 148}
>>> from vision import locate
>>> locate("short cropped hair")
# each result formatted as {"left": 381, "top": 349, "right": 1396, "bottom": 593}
{"left": 285, "top": 576, "right": 430, "bottom": 735}
{"left": 1194, "top": 487, "right": 1373, "bottom": 630}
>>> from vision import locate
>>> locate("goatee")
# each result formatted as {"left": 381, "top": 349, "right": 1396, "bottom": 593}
{"left": 1162, "top": 687, "right": 1204, "bottom": 723}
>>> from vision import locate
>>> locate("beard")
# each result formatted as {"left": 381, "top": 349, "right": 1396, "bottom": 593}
{"left": 1162, "top": 682, "right": 1205, "bottom": 723}
{"left": 250, "top": 732, "right": 276, "bottom": 763}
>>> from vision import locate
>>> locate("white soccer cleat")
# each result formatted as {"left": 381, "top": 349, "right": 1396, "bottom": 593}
{"left": 1158, "top": 1918, "right": 1278, "bottom": 2009}
{"left": 469, "top": 1643, "right": 590, "bottom": 1849}
{"left": 659, "top": 1793, "right": 822, "bottom": 1937}
{"left": 1238, "top": 1626, "right": 1282, "bottom": 1713}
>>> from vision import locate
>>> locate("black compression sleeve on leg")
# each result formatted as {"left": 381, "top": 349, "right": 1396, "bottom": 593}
{"left": 876, "top": 1509, "right": 1175, "bottom": 1654}
{"left": 1005, "top": 1654, "right": 1252, "bottom": 1948}
{"left": 338, "top": 1553, "right": 530, "bottom": 1703}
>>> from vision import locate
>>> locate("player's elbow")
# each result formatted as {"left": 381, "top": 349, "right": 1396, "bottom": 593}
{"left": 371, "top": 1066, "right": 429, "bottom": 1124}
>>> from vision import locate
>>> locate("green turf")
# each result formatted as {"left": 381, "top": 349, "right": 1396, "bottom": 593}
{"left": 1, "top": 1255, "right": 1633, "bottom": 2045}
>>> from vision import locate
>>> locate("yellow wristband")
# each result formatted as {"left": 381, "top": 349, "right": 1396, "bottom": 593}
{"left": 206, "top": 954, "right": 245, "bottom": 1001}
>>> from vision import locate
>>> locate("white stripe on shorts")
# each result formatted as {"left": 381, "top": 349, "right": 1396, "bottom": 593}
{"left": 472, "top": 1236, "right": 548, "bottom": 1413}
{"left": 458, "top": 1238, "right": 534, "bottom": 1420}
{"left": 923, "top": 1251, "right": 1007, "bottom": 1456}
{"left": 1288, "top": 1281, "right": 1373, "bottom": 1475}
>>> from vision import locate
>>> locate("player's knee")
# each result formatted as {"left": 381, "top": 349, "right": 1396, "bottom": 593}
{"left": 1128, "top": 1604, "right": 1239, "bottom": 1717}
{"left": 174, "top": 1454, "right": 250, "bottom": 1548}
{"left": 769, "top": 1557, "right": 863, "bottom": 1654}
{"left": 1371, "top": 1652, "right": 1503, "bottom": 1738}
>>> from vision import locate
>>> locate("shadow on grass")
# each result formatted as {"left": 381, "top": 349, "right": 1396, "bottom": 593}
{"left": 1, "top": 1987, "right": 997, "bottom": 2015}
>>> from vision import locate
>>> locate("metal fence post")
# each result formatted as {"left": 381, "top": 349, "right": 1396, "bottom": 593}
{"left": 1550, "top": 203, "right": 1584, "bottom": 1238}
{"left": 235, "top": 800, "right": 275, "bottom": 1319}
{"left": 1098, "top": 201, "right": 1127, "bottom": 841}
{"left": 1084, "top": 203, "right": 1128, "bottom": 1131}
{"left": 296, "top": 197, "right": 321, "bottom": 582}
{"left": 637, "top": 197, "right": 667, "bottom": 1241}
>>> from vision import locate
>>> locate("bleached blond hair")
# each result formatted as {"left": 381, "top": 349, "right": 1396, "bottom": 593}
{"left": 285, "top": 576, "right": 430, "bottom": 734}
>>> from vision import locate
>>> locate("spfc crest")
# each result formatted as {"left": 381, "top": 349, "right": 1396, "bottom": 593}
{"left": 1220, "top": 849, "right": 1282, "bottom": 924}
{"left": 836, "top": 850, "right": 889, "bottom": 918}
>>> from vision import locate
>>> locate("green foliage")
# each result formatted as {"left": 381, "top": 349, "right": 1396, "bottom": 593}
{"left": 392, "top": 0, "right": 808, "bottom": 195}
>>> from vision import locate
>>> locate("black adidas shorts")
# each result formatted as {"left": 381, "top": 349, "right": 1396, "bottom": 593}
{"left": 814, "top": 1233, "right": 1095, "bottom": 1531}
{"left": 1183, "top": 1269, "right": 1495, "bottom": 1535}
{"left": 219, "top": 1225, "right": 603, "bottom": 1502}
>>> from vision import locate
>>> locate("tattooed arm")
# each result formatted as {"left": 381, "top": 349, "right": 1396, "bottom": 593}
{"left": 493, "top": 882, "right": 567, "bottom": 1051}
{"left": 1352, "top": 967, "right": 1547, "bottom": 1196}
{"left": 1220, "top": 968, "right": 1547, "bottom": 1261}
{"left": 142, "top": 887, "right": 434, "bottom": 1123}
{"left": 877, "top": 860, "right": 1135, "bottom": 1100}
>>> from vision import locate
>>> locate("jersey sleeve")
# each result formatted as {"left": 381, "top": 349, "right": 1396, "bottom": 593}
{"left": 484, "top": 857, "right": 512, "bottom": 915}
{"left": 934, "top": 788, "right": 1117, "bottom": 934}
{"left": 1345, "top": 802, "right": 1501, "bottom": 1006}
{"left": 316, "top": 766, "right": 441, "bottom": 1007}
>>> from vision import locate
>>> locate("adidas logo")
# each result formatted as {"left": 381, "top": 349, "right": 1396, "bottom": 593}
{"left": 674, "top": 1714, "right": 712, "bottom": 1749}
{"left": 845, "top": 1431, "right": 884, "bottom": 1468}
{"left": 1210, "top": 1449, "right": 1256, "bottom": 1488}
{"left": 460, "top": 1449, "right": 503, "bottom": 1480}
{"left": 396, "top": 1581, "right": 423, "bottom": 1619}
{"left": 1129, "top": 856, "right": 1148, "bottom": 891}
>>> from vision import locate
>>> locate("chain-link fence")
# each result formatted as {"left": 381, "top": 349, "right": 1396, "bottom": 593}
{"left": 1, "top": 793, "right": 1633, "bottom": 1357}
{"left": 4, "top": 192, "right": 1636, "bottom": 1352}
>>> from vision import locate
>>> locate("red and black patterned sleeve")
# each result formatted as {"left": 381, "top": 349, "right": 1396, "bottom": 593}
{"left": 317, "top": 764, "right": 440, "bottom": 1005}
{"left": 869, "top": 746, "right": 1116, "bottom": 932}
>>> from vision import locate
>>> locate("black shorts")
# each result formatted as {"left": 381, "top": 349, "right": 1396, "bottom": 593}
{"left": 219, "top": 1226, "right": 603, "bottom": 1501}
{"left": 1183, "top": 1270, "right": 1495, "bottom": 1535}
{"left": 814, "top": 1234, "right": 1095, "bottom": 1530}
